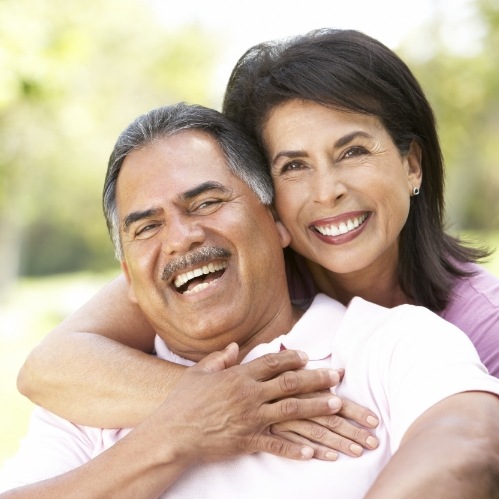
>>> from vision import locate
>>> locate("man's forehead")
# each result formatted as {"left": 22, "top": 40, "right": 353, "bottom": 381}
{"left": 120, "top": 131, "right": 233, "bottom": 180}
{"left": 117, "top": 130, "right": 253, "bottom": 208}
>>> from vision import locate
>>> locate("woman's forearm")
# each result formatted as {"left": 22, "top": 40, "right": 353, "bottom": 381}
{"left": 365, "top": 392, "right": 499, "bottom": 498}
{"left": 18, "top": 330, "right": 185, "bottom": 428}
{"left": 16, "top": 275, "right": 182, "bottom": 428}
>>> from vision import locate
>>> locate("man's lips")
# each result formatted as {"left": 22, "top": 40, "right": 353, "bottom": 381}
{"left": 174, "top": 261, "right": 228, "bottom": 295}
{"left": 161, "top": 246, "right": 231, "bottom": 283}
{"left": 161, "top": 246, "right": 231, "bottom": 296}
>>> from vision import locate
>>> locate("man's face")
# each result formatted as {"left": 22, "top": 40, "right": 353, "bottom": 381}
{"left": 117, "top": 130, "right": 291, "bottom": 360}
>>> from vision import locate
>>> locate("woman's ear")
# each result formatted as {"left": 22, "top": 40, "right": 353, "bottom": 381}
{"left": 406, "top": 140, "right": 423, "bottom": 189}
{"left": 120, "top": 261, "right": 138, "bottom": 304}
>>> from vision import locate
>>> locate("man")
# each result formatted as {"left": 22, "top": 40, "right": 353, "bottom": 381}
{"left": 1, "top": 103, "right": 498, "bottom": 498}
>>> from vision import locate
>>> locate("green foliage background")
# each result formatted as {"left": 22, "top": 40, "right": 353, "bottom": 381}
{"left": 0, "top": 0, "right": 498, "bottom": 470}
{"left": 0, "top": 0, "right": 221, "bottom": 290}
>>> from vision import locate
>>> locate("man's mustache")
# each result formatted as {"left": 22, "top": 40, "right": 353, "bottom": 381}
{"left": 161, "top": 247, "right": 231, "bottom": 282}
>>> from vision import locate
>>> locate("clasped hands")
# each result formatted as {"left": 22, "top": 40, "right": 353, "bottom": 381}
{"left": 141, "top": 343, "right": 379, "bottom": 466}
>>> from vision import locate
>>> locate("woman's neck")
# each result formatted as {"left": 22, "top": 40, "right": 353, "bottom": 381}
{"left": 306, "top": 259, "right": 413, "bottom": 308}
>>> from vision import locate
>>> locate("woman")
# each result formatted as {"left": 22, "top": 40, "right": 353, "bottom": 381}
{"left": 221, "top": 29, "right": 499, "bottom": 373}
{"left": 18, "top": 29, "right": 499, "bottom": 453}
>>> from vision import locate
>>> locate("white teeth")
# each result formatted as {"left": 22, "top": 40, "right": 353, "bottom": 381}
{"left": 314, "top": 213, "right": 368, "bottom": 237}
{"left": 183, "top": 282, "right": 210, "bottom": 295}
{"left": 173, "top": 261, "right": 228, "bottom": 289}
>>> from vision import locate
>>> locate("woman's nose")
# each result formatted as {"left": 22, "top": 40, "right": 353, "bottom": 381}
{"left": 312, "top": 168, "right": 347, "bottom": 205}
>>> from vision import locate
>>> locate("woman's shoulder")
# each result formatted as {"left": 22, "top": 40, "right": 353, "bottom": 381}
{"left": 449, "top": 262, "right": 499, "bottom": 307}
{"left": 439, "top": 262, "right": 499, "bottom": 377}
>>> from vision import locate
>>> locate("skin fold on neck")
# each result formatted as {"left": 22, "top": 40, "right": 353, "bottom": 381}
{"left": 306, "top": 258, "right": 413, "bottom": 309}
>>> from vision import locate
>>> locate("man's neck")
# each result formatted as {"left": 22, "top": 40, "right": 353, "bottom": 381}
{"left": 236, "top": 303, "right": 304, "bottom": 362}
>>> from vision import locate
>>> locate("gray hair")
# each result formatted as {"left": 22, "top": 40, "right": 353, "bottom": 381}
{"left": 103, "top": 102, "right": 274, "bottom": 260}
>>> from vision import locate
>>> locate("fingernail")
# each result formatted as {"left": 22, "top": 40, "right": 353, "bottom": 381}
{"left": 350, "top": 443, "right": 363, "bottom": 456}
{"left": 328, "top": 397, "right": 342, "bottom": 411}
{"left": 298, "top": 351, "right": 309, "bottom": 362}
{"left": 301, "top": 446, "right": 313, "bottom": 459}
{"left": 366, "top": 415, "right": 379, "bottom": 427}
{"left": 325, "top": 451, "right": 338, "bottom": 461}
{"left": 366, "top": 436, "right": 379, "bottom": 449}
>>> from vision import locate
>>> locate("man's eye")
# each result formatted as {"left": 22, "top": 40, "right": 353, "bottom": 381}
{"left": 135, "top": 224, "right": 159, "bottom": 237}
{"left": 194, "top": 199, "right": 223, "bottom": 212}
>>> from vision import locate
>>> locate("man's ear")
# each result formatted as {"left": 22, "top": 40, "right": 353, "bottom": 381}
{"left": 276, "top": 220, "right": 291, "bottom": 248}
{"left": 266, "top": 206, "right": 291, "bottom": 248}
{"left": 406, "top": 140, "right": 423, "bottom": 189}
{"left": 120, "top": 261, "right": 138, "bottom": 304}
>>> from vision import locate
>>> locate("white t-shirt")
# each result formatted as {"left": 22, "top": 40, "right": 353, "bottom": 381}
{"left": 1, "top": 295, "right": 498, "bottom": 498}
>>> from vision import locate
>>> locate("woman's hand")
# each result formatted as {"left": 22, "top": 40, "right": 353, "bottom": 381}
{"left": 270, "top": 390, "right": 379, "bottom": 460}
{"left": 149, "top": 344, "right": 346, "bottom": 463}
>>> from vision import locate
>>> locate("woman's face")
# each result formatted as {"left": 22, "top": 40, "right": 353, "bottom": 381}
{"left": 262, "top": 99, "right": 422, "bottom": 276}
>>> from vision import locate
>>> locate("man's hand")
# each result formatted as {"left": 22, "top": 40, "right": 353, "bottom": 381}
{"left": 146, "top": 343, "right": 343, "bottom": 464}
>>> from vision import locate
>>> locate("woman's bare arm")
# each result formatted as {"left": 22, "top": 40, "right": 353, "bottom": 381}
{"left": 365, "top": 391, "right": 499, "bottom": 498}
{"left": 17, "top": 275, "right": 183, "bottom": 428}
{"left": 17, "top": 274, "right": 379, "bottom": 454}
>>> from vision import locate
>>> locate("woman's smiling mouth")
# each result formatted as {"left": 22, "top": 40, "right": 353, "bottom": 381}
{"left": 312, "top": 213, "right": 369, "bottom": 237}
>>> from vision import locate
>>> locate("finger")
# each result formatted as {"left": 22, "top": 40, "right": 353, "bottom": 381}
{"left": 250, "top": 433, "right": 315, "bottom": 461}
{"left": 263, "top": 369, "right": 340, "bottom": 401}
{"left": 196, "top": 343, "right": 239, "bottom": 373}
{"left": 266, "top": 393, "right": 342, "bottom": 426}
{"left": 309, "top": 414, "right": 379, "bottom": 454}
{"left": 270, "top": 423, "right": 338, "bottom": 461}
{"left": 337, "top": 398, "right": 379, "bottom": 429}
{"left": 242, "top": 350, "right": 309, "bottom": 381}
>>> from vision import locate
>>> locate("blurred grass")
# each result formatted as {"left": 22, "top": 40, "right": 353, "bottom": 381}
{"left": 0, "top": 232, "right": 498, "bottom": 468}
{"left": 0, "top": 270, "right": 120, "bottom": 467}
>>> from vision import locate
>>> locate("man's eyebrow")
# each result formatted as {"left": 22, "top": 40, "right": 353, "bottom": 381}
{"left": 123, "top": 208, "right": 161, "bottom": 233}
{"left": 181, "top": 181, "right": 229, "bottom": 200}
{"left": 271, "top": 131, "right": 373, "bottom": 164}
{"left": 122, "top": 182, "right": 229, "bottom": 233}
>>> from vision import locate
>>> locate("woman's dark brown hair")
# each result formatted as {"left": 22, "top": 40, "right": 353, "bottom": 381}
{"left": 223, "top": 28, "right": 489, "bottom": 311}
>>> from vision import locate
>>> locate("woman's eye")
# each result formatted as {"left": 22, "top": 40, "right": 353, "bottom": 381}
{"left": 343, "top": 146, "right": 368, "bottom": 159}
{"left": 281, "top": 161, "right": 304, "bottom": 173}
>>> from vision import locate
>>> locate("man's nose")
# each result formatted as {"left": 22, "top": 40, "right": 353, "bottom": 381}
{"left": 162, "top": 215, "right": 206, "bottom": 255}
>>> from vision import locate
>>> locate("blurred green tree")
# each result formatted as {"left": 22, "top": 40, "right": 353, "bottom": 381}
{"left": 0, "top": 0, "right": 220, "bottom": 294}
{"left": 400, "top": 0, "right": 499, "bottom": 233}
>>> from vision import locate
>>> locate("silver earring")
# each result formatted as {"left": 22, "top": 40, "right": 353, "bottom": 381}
{"left": 413, "top": 187, "right": 420, "bottom": 196}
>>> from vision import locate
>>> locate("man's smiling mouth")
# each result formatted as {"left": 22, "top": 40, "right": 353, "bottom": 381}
{"left": 174, "top": 261, "right": 228, "bottom": 295}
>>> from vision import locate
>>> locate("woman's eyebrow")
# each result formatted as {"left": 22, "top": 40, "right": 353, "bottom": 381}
{"left": 271, "top": 130, "right": 373, "bottom": 165}
{"left": 334, "top": 130, "right": 372, "bottom": 148}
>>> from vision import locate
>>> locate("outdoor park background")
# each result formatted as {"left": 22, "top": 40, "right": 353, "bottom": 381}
{"left": 1, "top": 0, "right": 498, "bottom": 467}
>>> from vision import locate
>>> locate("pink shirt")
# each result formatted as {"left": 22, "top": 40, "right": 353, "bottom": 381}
{"left": 438, "top": 263, "right": 499, "bottom": 377}
{"left": 288, "top": 257, "right": 499, "bottom": 377}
